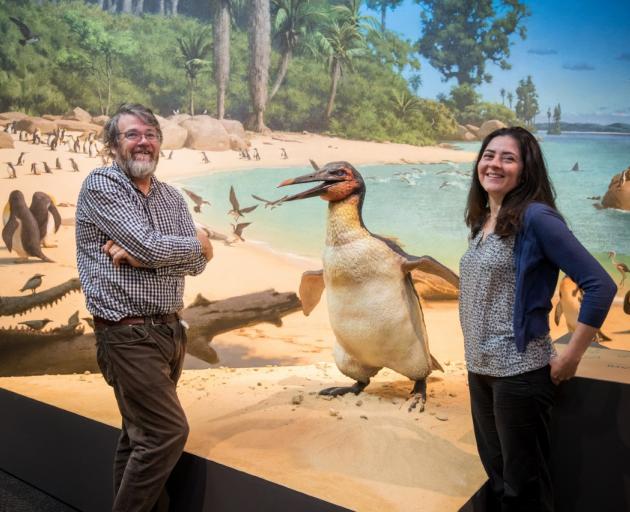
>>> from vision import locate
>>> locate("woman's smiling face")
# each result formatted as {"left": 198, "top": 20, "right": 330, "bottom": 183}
{"left": 477, "top": 135, "right": 523, "bottom": 204}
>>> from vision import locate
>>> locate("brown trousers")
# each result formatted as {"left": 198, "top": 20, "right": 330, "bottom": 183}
{"left": 95, "top": 319, "right": 188, "bottom": 512}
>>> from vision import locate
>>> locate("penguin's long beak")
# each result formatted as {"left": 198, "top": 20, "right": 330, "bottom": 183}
{"left": 278, "top": 170, "right": 345, "bottom": 202}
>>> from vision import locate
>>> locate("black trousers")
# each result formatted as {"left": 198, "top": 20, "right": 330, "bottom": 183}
{"left": 95, "top": 318, "right": 189, "bottom": 512}
{"left": 468, "top": 366, "right": 556, "bottom": 512}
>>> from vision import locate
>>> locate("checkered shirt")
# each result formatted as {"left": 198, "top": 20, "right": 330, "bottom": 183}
{"left": 76, "top": 162, "right": 207, "bottom": 320}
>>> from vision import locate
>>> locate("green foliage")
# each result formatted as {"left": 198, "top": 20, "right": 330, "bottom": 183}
{"left": 548, "top": 103, "right": 561, "bottom": 134}
{"left": 0, "top": 0, "right": 460, "bottom": 145}
{"left": 458, "top": 102, "right": 517, "bottom": 127}
{"left": 515, "top": 75, "right": 539, "bottom": 127}
{"left": 416, "top": 0, "right": 529, "bottom": 85}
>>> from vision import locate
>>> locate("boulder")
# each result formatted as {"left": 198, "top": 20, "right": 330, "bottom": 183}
{"left": 169, "top": 113, "right": 192, "bottom": 124}
{"left": 180, "top": 116, "right": 231, "bottom": 151}
{"left": 601, "top": 167, "right": 630, "bottom": 211}
{"left": 229, "top": 134, "right": 249, "bottom": 151}
{"left": 220, "top": 119, "right": 246, "bottom": 139}
{"left": 156, "top": 115, "right": 187, "bottom": 150}
{"left": 14, "top": 116, "right": 58, "bottom": 134}
{"left": 465, "top": 124, "right": 480, "bottom": 136}
{"left": 92, "top": 115, "right": 110, "bottom": 126}
{"left": 0, "top": 111, "right": 29, "bottom": 121}
{"left": 477, "top": 120, "right": 506, "bottom": 140}
{"left": 0, "top": 131, "right": 14, "bottom": 149}
{"left": 452, "top": 124, "right": 475, "bottom": 141}
{"left": 55, "top": 119, "right": 102, "bottom": 135}
{"left": 64, "top": 107, "right": 92, "bottom": 123}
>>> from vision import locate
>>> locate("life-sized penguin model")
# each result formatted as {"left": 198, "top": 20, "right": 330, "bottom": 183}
{"left": 29, "top": 191, "right": 61, "bottom": 248}
{"left": 2, "top": 190, "right": 53, "bottom": 262}
{"left": 279, "top": 161, "right": 454, "bottom": 411}
{"left": 554, "top": 275, "right": 610, "bottom": 342}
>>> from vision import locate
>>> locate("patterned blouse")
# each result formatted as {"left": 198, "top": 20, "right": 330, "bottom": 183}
{"left": 459, "top": 230, "right": 555, "bottom": 377}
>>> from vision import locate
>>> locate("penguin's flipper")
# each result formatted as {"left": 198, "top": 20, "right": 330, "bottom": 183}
{"left": 554, "top": 301, "right": 563, "bottom": 326}
{"left": 48, "top": 201, "right": 62, "bottom": 233}
{"left": 2, "top": 216, "right": 18, "bottom": 251}
{"left": 402, "top": 255, "right": 459, "bottom": 288}
{"left": 430, "top": 353, "right": 444, "bottom": 372}
{"left": 299, "top": 269, "right": 325, "bottom": 316}
{"left": 2, "top": 200, "right": 10, "bottom": 226}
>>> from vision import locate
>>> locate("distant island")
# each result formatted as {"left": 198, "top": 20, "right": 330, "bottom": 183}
{"left": 535, "top": 122, "right": 630, "bottom": 134}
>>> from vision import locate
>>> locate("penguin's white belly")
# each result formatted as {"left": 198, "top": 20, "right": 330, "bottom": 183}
{"left": 12, "top": 220, "right": 28, "bottom": 257}
{"left": 42, "top": 213, "right": 57, "bottom": 247}
{"left": 323, "top": 240, "right": 430, "bottom": 377}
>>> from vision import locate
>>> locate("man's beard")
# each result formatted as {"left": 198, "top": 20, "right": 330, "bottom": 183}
{"left": 119, "top": 154, "right": 158, "bottom": 179}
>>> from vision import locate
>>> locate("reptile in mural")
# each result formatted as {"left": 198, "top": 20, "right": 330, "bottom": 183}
{"left": 0, "top": 277, "right": 81, "bottom": 317}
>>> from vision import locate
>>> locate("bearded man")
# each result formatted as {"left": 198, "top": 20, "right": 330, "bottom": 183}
{"left": 76, "top": 103, "right": 213, "bottom": 512}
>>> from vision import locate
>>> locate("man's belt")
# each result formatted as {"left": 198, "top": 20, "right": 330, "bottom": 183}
{"left": 93, "top": 313, "right": 180, "bottom": 328}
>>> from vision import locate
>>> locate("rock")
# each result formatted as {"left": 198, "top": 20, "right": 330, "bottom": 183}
{"left": 229, "top": 134, "right": 249, "bottom": 151}
{"left": 15, "top": 116, "right": 57, "bottom": 134}
{"left": 465, "top": 124, "right": 480, "bottom": 135}
{"left": 477, "top": 120, "right": 507, "bottom": 140}
{"left": 56, "top": 119, "right": 102, "bottom": 135}
{"left": 42, "top": 115, "right": 63, "bottom": 121}
{"left": 360, "top": 415, "right": 368, "bottom": 420}
{"left": 410, "top": 270, "right": 459, "bottom": 301}
{"left": 435, "top": 414, "right": 449, "bottom": 421}
{"left": 92, "top": 115, "right": 110, "bottom": 126}
{"left": 180, "top": 116, "right": 231, "bottom": 151}
{"left": 64, "top": 107, "right": 92, "bottom": 123}
{"left": 0, "top": 131, "right": 14, "bottom": 149}
{"left": 355, "top": 400, "right": 363, "bottom": 407}
{"left": 220, "top": 119, "right": 246, "bottom": 139}
{"left": 0, "top": 111, "right": 29, "bottom": 121}
{"left": 601, "top": 167, "right": 630, "bottom": 211}
{"left": 169, "top": 113, "right": 192, "bottom": 124}
{"left": 291, "top": 394, "right": 303, "bottom": 405}
{"left": 329, "top": 408, "right": 338, "bottom": 417}
{"left": 156, "top": 115, "right": 187, "bottom": 150}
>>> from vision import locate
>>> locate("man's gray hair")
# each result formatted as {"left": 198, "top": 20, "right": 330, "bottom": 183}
{"left": 103, "top": 103, "right": 163, "bottom": 154}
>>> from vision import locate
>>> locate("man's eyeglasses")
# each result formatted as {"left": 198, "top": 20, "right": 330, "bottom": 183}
{"left": 119, "top": 130, "right": 160, "bottom": 142}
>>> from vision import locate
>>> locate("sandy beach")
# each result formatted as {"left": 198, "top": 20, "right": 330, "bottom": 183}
{"left": 1, "top": 129, "right": 629, "bottom": 511}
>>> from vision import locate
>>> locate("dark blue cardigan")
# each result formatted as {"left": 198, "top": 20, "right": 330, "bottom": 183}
{"left": 512, "top": 202, "right": 616, "bottom": 352}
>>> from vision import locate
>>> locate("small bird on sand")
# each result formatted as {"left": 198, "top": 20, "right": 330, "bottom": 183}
{"left": 7, "top": 162, "right": 17, "bottom": 178}
{"left": 231, "top": 222, "right": 251, "bottom": 242}
{"left": 55, "top": 157, "right": 62, "bottom": 170}
{"left": 42, "top": 161, "right": 53, "bottom": 174}
{"left": 19, "top": 319, "right": 52, "bottom": 331}
{"left": 20, "top": 273, "right": 45, "bottom": 294}
{"left": 253, "top": 148, "right": 260, "bottom": 161}
{"left": 251, "top": 194, "right": 287, "bottom": 209}
{"left": 280, "top": 148, "right": 288, "bottom": 159}
{"left": 182, "top": 188, "right": 211, "bottom": 213}
{"left": 30, "top": 162, "right": 39, "bottom": 175}
{"left": 69, "top": 158, "right": 80, "bottom": 172}
{"left": 16, "top": 152, "right": 26, "bottom": 166}
{"left": 201, "top": 151, "right": 210, "bottom": 164}
{"left": 608, "top": 251, "right": 630, "bottom": 287}
{"left": 168, "top": 150, "right": 173, "bottom": 160}
{"left": 67, "top": 310, "right": 80, "bottom": 327}
{"left": 160, "top": 150, "right": 165, "bottom": 157}
{"left": 9, "top": 17, "right": 39, "bottom": 45}
{"left": 228, "top": 186, "right": 258, "bottom": 220}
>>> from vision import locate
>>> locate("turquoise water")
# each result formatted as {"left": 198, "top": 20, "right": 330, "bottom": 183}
{"left": 172, "top": 133, "right": 629, "bottom": 275}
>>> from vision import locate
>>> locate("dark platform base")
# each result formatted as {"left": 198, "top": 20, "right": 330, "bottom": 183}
{"left": 0, "top": 388, "right": 351, "bottom": 512}
{"left": 461, "top": 376, "right": 630, "bottom": 511}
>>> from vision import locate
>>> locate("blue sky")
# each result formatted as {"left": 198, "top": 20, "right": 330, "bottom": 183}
{"left": 367, "top": 0, "right": 630, "bottom": 124}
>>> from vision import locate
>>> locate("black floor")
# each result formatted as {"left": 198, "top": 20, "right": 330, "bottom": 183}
{"left": 0, "top": 469, "right": 77, "bottom": 512}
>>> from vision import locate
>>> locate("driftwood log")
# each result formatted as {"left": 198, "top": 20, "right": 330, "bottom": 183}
{"left": 0, "top": 289, "right": 301, "bottom": 377}
{"left": 0, "top": 278, "right": 82, "bottom": 317}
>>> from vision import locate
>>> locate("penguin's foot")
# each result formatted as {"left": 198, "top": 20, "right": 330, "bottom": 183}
{"left": 319, "top": 380, "right": 368, "bottom": 397}
{"left": 408, "top": 379, "right": 427, "bottom": 413}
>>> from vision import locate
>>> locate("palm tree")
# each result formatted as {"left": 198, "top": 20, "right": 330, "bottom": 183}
{"left": 365, "top": 0, "right": 402, "bottom": 32}
{"left": 317, "top": 0, "right": 376, "bottom": 122}
{"left": 500, "top": 87, "right": 506, "bottom": 105}
{"left": 507, "top": 91, "right": 514, "bottom": 110}
{"left": 392, "top": 90, "right": 420, "bottom": 121}
{"left": 177, "top": 26, "right": 212, "bottom": 116}
{"left": 268, "top": 0, "right": 326, "bottom": 102}
{"left": 213, "top": 0, "right": 238, "bottom": 120}
{"left": 248, "top": 0, "right": 272, "bottom": 132}
{"left": 408, "top": 73, "right": 422, "bottom": 95}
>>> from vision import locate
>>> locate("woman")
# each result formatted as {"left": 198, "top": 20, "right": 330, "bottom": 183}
{"left": 459, "top": 126, "right": 616, "bottom": 511}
